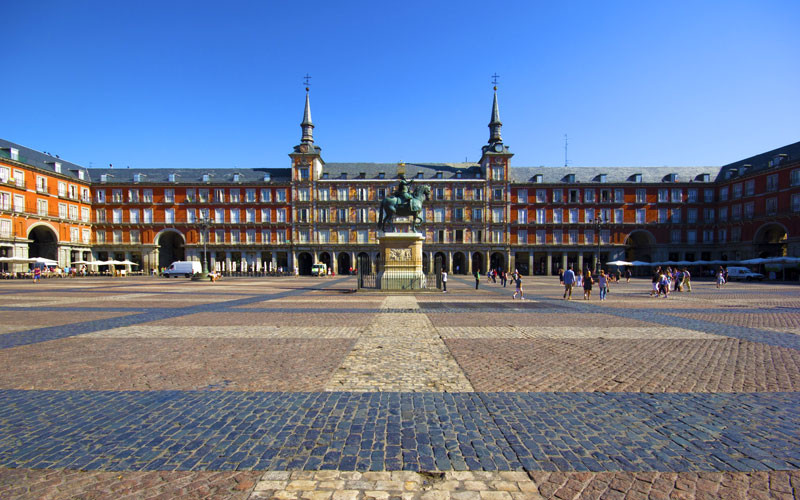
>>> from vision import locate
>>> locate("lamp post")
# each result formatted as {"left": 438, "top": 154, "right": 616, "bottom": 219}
{"left": 591, "top": 217, "right": 605, "bottom": 274}
{"left": 192, "top": 216, "right": 210, "bottom": 281}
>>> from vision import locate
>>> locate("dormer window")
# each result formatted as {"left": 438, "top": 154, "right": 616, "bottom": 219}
{"left": 726, "top": 169, "right": 737, "bottom": 179}
{"left": 697, "top": 174, "right": 710, "bottom": 182}
{"left": 456, "top": 171, "right": 462, "bottom": 179}
{"left": 378, "top": 172, "right": 385, "bottom": 179}
{"left": 340, "top": 173, "right": 347, "bottom": 179}
{"left": 202, "top": 173, "right": 210, "bottom": 182}
{"left": 134, "top": 173, "right": 144, "bottom": 183}
{"left": 533, "top": 174, "right": 543, "bottom": 183}
{"left": 664, "top": 173, "right": 678, "bottom": 183}
{"left": 474, "top": 172, "right": 481, "bottom": 179}
{"left": 77, "top": 170, "right": 85, "bottom": 180}
{"left": 768, "top": 154, "right": 788, "bottom": 167}
{"left": 565, "top": 174, "right": 575, "bottom": 183}
{"left": 233, "top": 173, "right": 241, "bottom": 182}
{"left": 435, "top": 171, "right": 443, "bottom": 179}
{"left": 359, "top": 172, "right": 366, "bottom": 179}
{"left": 598, "top": 174, "right": 607, "bottom": 183}
{"left": 321, "top": 172, "right": 329, "bottom": 179}
{"left": 1, "top": 147, "right": 19, "bottom": 161}
{"left": 416, "top": 172, "right": 424, "bottom": 179}
{"left": 631, "top": 174, "right": 642, "bottom": 183}
{"left": 168, "top": 173, "right": 177, "bottom": 182}
{"left": 100, "top": 174, "right": 108, "bottom": 183}
{"left": 263, "top": 173, "right": 271, "bottom": 182}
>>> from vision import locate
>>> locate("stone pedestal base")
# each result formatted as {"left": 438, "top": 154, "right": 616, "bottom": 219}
{"left": 377, "top": 232, "right": 427, "bottom": 290}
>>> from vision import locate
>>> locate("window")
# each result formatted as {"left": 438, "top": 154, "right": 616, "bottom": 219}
{"left": 732, "top": 226, "right": 741, "bottom": 242}
{"left": 453, "top": 207, "right": 464, "bottom": 222}
{"left": 732, "top": 183, "right": 742, "bottom": 199}
{"left": 584, "top": 229, "right": 594, "bottom": 245}
{"left": 129, "top": 209, "right": 140, "bottom": 223}
{"left": 568, "top": 189, "right": 580, "bottom": 203}
{"left": 277, "top": 208, "right": 286, "bottom": 222}
{"left": 317, "top": 187, "right": 329, "bottom": 201}
{"left": 635, "top": 209, "right": 646, "bottom": 224}
{"left": 791, "top": 169, "right": 800, "bottom": 186}
{"left": 164, "top": 209, "right": 175, "bottom": 223}
{"left": 318, "top": 229, "right": 330, "bottom": 243}
{"left": 68, "top": 185, "right": 78, "bottom": 199}
{"left": 704, "top": 188, "right": 714, "bottom": 203}
{"left": 337, "top": 187, "right": 348, "bottom": 201}
{"left": 599, "top": 229, "right": 610, "bottom": 245}
{"left": 214, "top": 208, "right": 224, "bottom": 223}
{"left": 792, "top": 193, "right": 800, "bottom": 213}
{"left": 568, "top": 208, "right": 579, "bottom": 223}
{"left": 112, "top": 208, "right": 122, "bottom": 223}
{"left": 584, "top": 208, "right": 594, "bottom": 223}
{"left": 130, "top": 230, "right": 140, "bottom": 243}
{"left": 492, "top": 166, "right": 503, "bottom": 180}
{"left": 687, "top": 208, "right": 697, "bottom": 223}
{"left": 703, "top": 230, "right": 714, "bottom": 243}
{"left": 455, "top": 187, "right": 464, "bottom": 201}
{"left": 744, "top": 180, "right": 755, "bottom": 197}
{"left": 614, "top": 209, "right": 624, "bottom": 223}
{"left": 687, "top": 230, "right": 697, "bottom": 245}
{"left": 95, "top": 230, "right": 105, "bottom": 243}
{"left": 517, "top": 209, "right": 527, "bottom": 224}
{"left": 186, "top": 208, "right": 195, "bottom": 223}
{"left": 298, "top": 208, "right": 309, "bottom": 223}
{"left": 229, "top": 209, "right": 240, "bottom": 223}
{"left": 671, "top": 208, "right": 681, "bottom": 223}
{"left": 260, "top": 208, "right": 271, "bottom": 222}
{"left": 318, "top": 208, "right": 329, "bottom": 223}
{"left": 536, "top": 230, "right": 546, "bottom": 244}
{"left": 186, "top": 188, "right": 196, "bottom": 202}
{"left": 744, "top": 202, "right": 754, "bottom": 219}
{"left": 599, "top": 189, "right": 611, "bottom": 202}
{"left": 59, "top": 182, "right": 67, "bottom": 197}
{"left": 215, "top": 230, "right": 225, "bottom": 243}
{"left": 198, "top": 189, "right": 209, "bottom": 203}
{"left": 276, "top": 189, "right": 286, "bottom": 202}
{"left": 435, "top": 187, "right": 445, "bottom": 200}
{"left": 553, "top": 230, "right": 562, "bottom": 244}
{"left": 687, "top": 189, "right": 698, "bottom": 202}
{"left": 766, "top": 174, "right": 778, "bottom": 192}
{"left": 128, "top": 189, "right": 140, "bottom": 203}
{"left": 0, "top": 166, "right": 8, "bottom": 183}
{"left": 113, "top": 230, "right": 122, "bottom": 244}
{"left": 357, "top": 188, "right": 369, "bottom": 201}
{"left": 567, "top": 230, "right": 578, "bottom": 244}
{"left": 36, "top": 176, "right": 47, "bottom": 193}
{"left": 658, "top": 208, "right": 668, "bottom": 223}
{"left": 719, "top": 186, "right": 728, "bottom": 201}
{"left": 434, "top": 208, "right": 445, "bottom": 223}
{"left": 732, "top": 205, "right": 741, "bottom": 220}
{"left": 356, "top": 208, "right": 368, "bottom": 223}
{"left": 671, "top": 230, "right": 681, "bottom": 243}
{"left": 229, "top": 189, "right": 240, "bottom": 203}
{"left": 719, "top": 206, "right": 728, "bottom": 222}
{"left": 336, "top": 208, "right": 348, "bottom": 223}
{"left": 472, "top": 208, "right": 483, "bottom": 221}
{"left": 143, "top": 189, "right": 153, "bottom": 203}
{"left": 657, "top": 189, "right": 668, "bottom": 203}
{"left": 536, "top": 208, "right": 546, "bottom": 224}
{"left": 492, "top": 208, "right": 504, "bottom": 223}
{"left": 260, "top": 188, "right": 271, "bottom": 202}
{"left": 82, "top": 228, "right": 91, "bottom": 244}
{"left": 298, "top": 167, "right": 309, "bottom": 180}
{"left": 703, "top": 208, "right": 715, "bottom": 222}
{"left": 584, "top": 189, "right": 595, "bottom": 203}
{"left": 95, "top": 189, "right": 106, "bottom": 203}
{"left": 473, "top": 188, "right": 483, "bottom": 201}
{"left": 357, "top": 230, "right": 368, "bottom": 243}
{"left": 671, "top": 189, "right": 682, "bottom": 203}
{"left": 230, "top": 230, "right": 240, "bottom": 243}
{"left": 81, "top": 188, "right": 90, "bottom": 203}
{"left": 551, "top": 189, "right": 563, "bottom": 203}
{"left": 164, "top": 189, "right": 175, "bottom": 203}
{"left": 38, "top": 199, "right": 48, "bottom": 216}
{"left": 517, "top": 229, "right": 527, "bottom": 244}
{"left": 298, "top": 188, "right": 310, "bottom": 201}
{"left": 552, "top": 209, "right": 562, "bottom": 224}
{"left": 246, "top": 208, "right": 256, "bottom": 222}
{"left": 635, "top": 189, "right": 646, "bottom": 203}
{"left": 338, "top": 230, "right": 349, "bottom": 243}
{"left": 493, "top": 188, "right": 503, "bottom": 201}
{"left": 492, "top": 229, "right": 504, "bottom": 243}
{"left": 144, "top": 208, "right": 153, "bottom": 223}
{"left": 718, "top": 229, "right": 727, "bottom": 243}
{"left": 614, "top": 189, "right": 624, "bottom": 203}
{"left": 536, "top": 189, "right": 546, "bottom": 203}
{"left": 517, "top": 189, "right": 527, "bottom": 203}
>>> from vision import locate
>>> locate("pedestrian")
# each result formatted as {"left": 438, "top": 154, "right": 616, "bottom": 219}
{"left": 512, "top": 273, "right": 524, "bottom": 300}
{"left": 583, "top": 270, "right": 594, "bottom": 300}
{"left": 501, "top": 270, "right": 507, "bottom": 287}
{"left": 682, "top": 267, "right": 692, "bottom": 292}
{"left": 598, "top": 270, "right": 609, "bottom": 301}
{"left": 563, "top": 266, "right": 575, "bottom": 299}
{"left": 625, "top": 268, "right": 631, "bottom": 283}
{"left": 716, "top": 267, "right": 725, "bottom": 288}
{"left": 474, "top": 270, "right": 480, "bottom": 289}
{"left": 33, "top": 266, "right": 41, "bottom": 283}
{"left": 651, "top": 267, "right": 660, "bottom": 297}
{"left": 558, "top": 268, "right": 564, "bottom": 285}
{"left": 491, "top": 269, "right": 497, "bottom": 283}
{"left": 441, "top": 268, "right": 448, "bottom": 293}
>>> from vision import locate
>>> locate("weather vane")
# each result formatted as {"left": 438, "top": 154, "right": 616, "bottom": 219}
{"left": 303, "top": 73, "right": 312, "bottom": 91}
{"left": 491, "top": 73, "right": 500, "bottom": 90}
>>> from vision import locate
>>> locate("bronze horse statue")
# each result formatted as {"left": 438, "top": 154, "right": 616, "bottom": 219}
{"left": 379, "top": 185, "right": 431, "bottom": 233}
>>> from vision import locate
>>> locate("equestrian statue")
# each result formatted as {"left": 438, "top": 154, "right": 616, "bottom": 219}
{"left": 378, "top": 174, "right": 430, "bottom": 233}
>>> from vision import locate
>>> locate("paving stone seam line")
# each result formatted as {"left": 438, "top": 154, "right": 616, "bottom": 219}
{"left": 0, "top": 277, "right": 352, "bottom": 349}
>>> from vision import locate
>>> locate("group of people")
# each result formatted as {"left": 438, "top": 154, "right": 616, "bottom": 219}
{"left": 650, "top": 266, "right": 692, "bottom": 298}
{"left": 559, "top": 266, "right": 613, "bottom": 301}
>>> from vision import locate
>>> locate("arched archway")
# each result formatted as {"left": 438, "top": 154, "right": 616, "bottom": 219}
{"left": 319, "top": 252, "right": 332, "bottom": 271}
{"left": 624, "top": 230, "right": 656, "bottom": 263}
{"left": 422, "top": 253, "right": 430, "bottom": 274}
{"left": 472, "top": 252, "right": 484, "bottom": 274}
{"left": 156, "top": 230, "right": 185, "bottom": 268}
{"left": 452, "top": 252, "right": 466, "bottom": 274}
{"left": 297, "top": 252, "right": 313, "bottom": 275}
{"left": 28, "top": 224, "right": 58, "bottom": 260}
{"left": 337, "top": 253, "right": 351, "bottom": 275}
{"left": 754, "top": 223, "right": 788, "bottom": 258}
{"left": 356, "top": 252, "right": 370, "bottom": 274}
{"left": 490, "top": 252, "right": 505, "bottom": 272}
{"left": 434, "top": 252, "right": 448, "bottom": 273}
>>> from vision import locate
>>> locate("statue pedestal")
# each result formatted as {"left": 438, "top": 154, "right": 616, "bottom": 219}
{"left": 377, "top": 232, "right": 427, "bottom": 290}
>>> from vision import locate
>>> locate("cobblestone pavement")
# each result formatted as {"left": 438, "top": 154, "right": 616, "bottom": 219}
{"left": 0, "top": 275, "right": 798, "bottom": 499}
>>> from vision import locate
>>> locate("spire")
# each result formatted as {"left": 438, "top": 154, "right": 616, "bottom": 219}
{"left": 300, "top": 87, "right": 314, "bottom": 144}
{"left": 488, "top": 86, "right": 502, "bottom": 144}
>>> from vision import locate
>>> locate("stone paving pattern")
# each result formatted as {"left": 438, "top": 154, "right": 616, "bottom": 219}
{"left": 0, "top": 275, "right": 798, "bottom": 499}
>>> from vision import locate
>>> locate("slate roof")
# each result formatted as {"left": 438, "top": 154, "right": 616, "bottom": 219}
{"left": 0, "top": 138, "right": 90, "bottom": 181}
{"left": 715, "top": 140, "right": 800, "bottom": 182}
{"left": 509, "top": 166, "right": 717, "bottom": 184}
{"left": 321, "top": 162, "right": 483, "bottom": 180}
{"left": 87, "top": 167, "right": 292, "bottom": 184}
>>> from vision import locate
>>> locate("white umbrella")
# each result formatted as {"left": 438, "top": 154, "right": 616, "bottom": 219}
{"left": 740, "top": 258, "right": 768, "bottom": 265}
{"left": 118, "top": 259, "right": 139, "bottom": 266}
{"left": 606, "top": 260, "right": 633, "bottom": 266}
{"left": 32, "top": 257, "right": 58, "bottom": 266}
{"left": 0, "top": 256, "right": 36, "bottom": 264}
{"left": 630, "top": 261, "right": 652, "bottom": 266}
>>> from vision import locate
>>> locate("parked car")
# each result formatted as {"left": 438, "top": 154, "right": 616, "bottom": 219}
{"left": 725, "top": 266, "right": 764, "bottom": 281}
{"left": 163, "top": 261, "right": 202, "bottom": 278}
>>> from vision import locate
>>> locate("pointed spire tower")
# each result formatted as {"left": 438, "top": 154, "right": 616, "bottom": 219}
{"left": 488, "top": 88, "right": 502, "bottom": 145}
{"left": 480, "top": 76, "right": 512, "bottom": 166}
{"left": 290, "top": 77, "right": 323, "bottom": 181}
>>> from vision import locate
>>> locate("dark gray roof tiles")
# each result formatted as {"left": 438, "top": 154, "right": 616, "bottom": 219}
{"left": 321, "top": 162, "right": 483, "bottom": 180}
{"left": 509, "top": 166, "right": 717, "bottom": 184}
{"left": 0, "top": 138, "right": 90, "bottom": 182}
{"left": 715, "top": 140, "right": 800, "bottom": 182}
{"left": 87, "top": 167, "right": 292, "bottom": 184}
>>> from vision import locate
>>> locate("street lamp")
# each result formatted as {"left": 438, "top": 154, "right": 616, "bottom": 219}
{"left": 590, "top": 217, "right": 606, "bottom": 273}
{"left": 192, "top": 215, "right": 211, "bottom": 281}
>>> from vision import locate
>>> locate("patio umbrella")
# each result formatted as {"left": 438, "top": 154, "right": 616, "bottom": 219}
{"left": 740, "top": 258, "right": 768, "bottom": 265}
{"left": 630, "top": 261, "right": 652, "bottom": 266}
{"left": 606, "top": 260, "right": 633, "bottom": 266}
{"left": 118, "top": 260, "right": 139, "bottom": 266}
{"left": 0, "top": 257, "right": 36, "bottom": 263}
{"left": 31, "top": 257, "right": 58, "bottom": 266}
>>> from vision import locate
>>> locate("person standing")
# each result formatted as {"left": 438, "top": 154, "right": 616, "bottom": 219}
{"left": 598, "top": 270, "right": 609, "bottom": 301}
{"left": 33, "top": 266, "right": 41, "bottom": 284}
{"left": 682, "top": 267, "right": 692, "bottom": 292}
{"left": 583, "top": 270, "right": 594, "bottom": 300}
{"left": 501, "top": 270, "right": 507, "bottom": 287}
{"left": 563, "top": 266, "right": 575, "bottom": 299}
{"left": 625, "top": 268, "right": 631, "bottom": 283}
{"left": 512, "top": 273, "right": 524, "bottom": 300}
{"left": 441, "top": 269, "right": 448, "bottom": 293}
{"left": 474, "top": 270, "right": 480, "bottom": 289}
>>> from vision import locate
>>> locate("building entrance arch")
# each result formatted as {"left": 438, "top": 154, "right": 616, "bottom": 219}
{"left": 337, "top": 252, "right": 351, "bottom": 275}
{"left": 356, "top": 252, "right": 371, "bottom": 274}
{"left": 319, "top": 252, "right": 332, "bottom": 272}
{"left": 156, "top": 230, "right": 185, "bottom": 268}
{"left": 490, "top": 252, "right": 505, "bottom": 272}
{"left": 452, "top": 252, "right": 467, "bottom": 274}
{"left": 472, "top": 252, "right": 484, "bottom": 274}
{"left": 297, "top": 252, "right": 313, "bottom": 275}
{"left": 624, "top": 230, "right": 655, "bottom": 263}
{"left": 28, "top": 224, "right": 58, "bottom": 261}
{"left": 754, "top": 223, "right": 788, "bottom": 258}
{"left": 434, "top": 251, "right": 448, "bottom": 273}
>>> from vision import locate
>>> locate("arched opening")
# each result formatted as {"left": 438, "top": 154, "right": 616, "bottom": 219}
{"left": 472, "top": 252, "right": 484, "bottom": 274}
{"left": 297, "top": 252, "right": 313, "bottom": 275}
{"left": 452, "top": 252, "right": 466, "bottom": 274}
{"left": 28, "top": 225, "right": 58, "bottom": 261}
{"left": 434, "top": 251, "right": 448, "bottom": 273}
{"left": 157, "top": 230, "right": 185, "bottom": 269}
{"left": 624, "top": 230, "right": 655, "bottom": 263}
{"left": 754, "top": 223, "right": 788, "bottom": 258}
{"left": 514, "top": 252, "right": 530, "bottom": 275}
{"left": 490, "top": 252, "right": 505, "bottom": 272}
{"left": 319, "top": 252, "right": 332, "bottom": 273}
{"left": 422, "top": 253, "right": 430, "bottom": 274}
{"left": 337, "top": 253, "right": 352, "bottom": 275}
{"left": 356, "top": 252, "right": 370, "bottom": 274}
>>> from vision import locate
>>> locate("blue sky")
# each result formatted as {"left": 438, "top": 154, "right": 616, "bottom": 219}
{"left": 3, "top": 1, "right": 799, "bottom": 170}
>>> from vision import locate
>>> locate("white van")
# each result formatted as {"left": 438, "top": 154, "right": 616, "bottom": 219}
{"left": 164, "top": 261, "right": 202, "bottom": 278}
{"left": 311, "top": 263, "right": 327, "bottom": 276}
{"left": 725, "top": 266, "right": 764, "bottom": 281}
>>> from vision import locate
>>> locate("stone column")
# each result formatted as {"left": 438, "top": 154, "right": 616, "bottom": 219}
{"left": 578, "top": 254, "right": 584, "bottom": 273}
{"left": 447, "top": 250, "right": 452, "bottom": 273}
{"left": 466, "top": 252, "right": 472, "bottom": 274}
{"left": 225, "top": 251, "right": 232, "bottom": 273}
{"left": 561, "top": 253, "right": 568, "bottom": 272}
{"left": 529, "top": 253, "right": 534, "bottom": 276}
{"left": 593, "top": 252, "right": 598, "bottom": 272}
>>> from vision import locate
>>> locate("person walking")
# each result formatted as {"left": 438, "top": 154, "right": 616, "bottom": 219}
{"left": 441, "top": 269, "right": 448, "bottom": 293}
{"left": 625, "top": 268, "right": 631, "bottom": 283}
{"left": 583, "top": 270, "right": 594, "bottom": 300}
{"left": 682, "top": 267, "right": 692, "bottom": 292}
{"left": 33, "top": 266, "right": 41, "bottom": 284}
{"left": 598, "top": 270, "right": 609, "bottom": 301}
{"left": 474, "top": 270, "right": 480, "bottom": 289}
{"left": 563, "top": 266, "right": 575, "bottom": 299}
{"left": 501, "top": 270, "right": 507, "bottom": 288}
{"left": 512, "top": 273, "right": 524, "bottom": 300}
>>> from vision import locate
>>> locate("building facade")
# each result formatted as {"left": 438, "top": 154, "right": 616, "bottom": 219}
{"left": 1, "top": 90, "right": 799, "bottom": 276}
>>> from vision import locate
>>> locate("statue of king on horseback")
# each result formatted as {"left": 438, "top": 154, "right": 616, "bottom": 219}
{"left": 379, "top": 174, "right": 430, "bottom": 233}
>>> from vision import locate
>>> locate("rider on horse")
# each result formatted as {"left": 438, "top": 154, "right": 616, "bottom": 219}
{"left": 393, "top": 174, "right": 414, "bottom": 206}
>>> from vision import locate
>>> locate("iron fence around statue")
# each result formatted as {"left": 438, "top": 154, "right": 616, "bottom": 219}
{"left": 357, "top": 256, "right": 440, "bottom": 290}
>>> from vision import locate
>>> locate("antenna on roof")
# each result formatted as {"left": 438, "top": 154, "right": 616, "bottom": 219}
{"left": 564, "top": 134, "right": 569, "bottom": 167}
